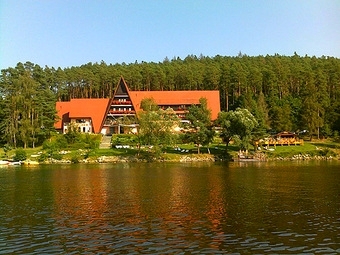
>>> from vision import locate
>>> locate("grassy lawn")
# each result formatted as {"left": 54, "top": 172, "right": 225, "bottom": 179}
{"left": 263, "top": 140, "right": 339, "bottom": 158}
{"left": 0, "top": 147, "right": 44, "bottom": 160}
{"left": 1, "top": 139, "right": 339, "bottom": 162}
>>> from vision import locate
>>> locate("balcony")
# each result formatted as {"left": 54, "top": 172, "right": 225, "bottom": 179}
{"left": 108, "top": 110, "right": 136, "bottom": 115}
{"left": 111, "top": 100, "right": 132, "bottom": 105}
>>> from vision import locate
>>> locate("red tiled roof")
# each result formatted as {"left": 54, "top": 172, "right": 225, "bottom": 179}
{"left": 55, "top": 98, "right": 110, "bottom": 133}
{"left": 129, "top": 91, "right": 220, "bottom": 120}
{"left": 55, "top": 77, "right": 221, "bottom": 134}
{"left": 55, "top": 102, "right": 71, "bottom": 130}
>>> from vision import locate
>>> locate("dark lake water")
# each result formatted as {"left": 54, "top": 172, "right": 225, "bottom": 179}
{"left": 0, "top": 161, "right": 339, "bottom": 254}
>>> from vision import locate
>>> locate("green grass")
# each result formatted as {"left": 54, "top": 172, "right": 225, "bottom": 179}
{"left": 263, "top": 141, "right": 339, "bottom": 158}
{"left": 1, "top": 139, "right": 339, "bottom": 162}
{"left": 0, "top": 146, "right": 44, "bottom": 160}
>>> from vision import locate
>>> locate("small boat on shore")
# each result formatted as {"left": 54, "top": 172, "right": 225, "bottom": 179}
{"left": 8, "top": 161, "right": 22, "bottom": 166}
{"left": 0, "top": 160, "right": 22, "bottom": 166}
{"left": 0, "top": 160, "right": 9, "bottom": 165}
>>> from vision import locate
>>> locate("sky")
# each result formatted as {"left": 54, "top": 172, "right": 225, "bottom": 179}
{"left": 1, "top": 0, "right": 339, "bottom": 70}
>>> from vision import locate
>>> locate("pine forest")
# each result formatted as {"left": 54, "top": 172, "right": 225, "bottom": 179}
{"left": 1, "top": 53, "right": 340, "bottom": 148}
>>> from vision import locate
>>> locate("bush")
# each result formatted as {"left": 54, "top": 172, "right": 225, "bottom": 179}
{"left": 56, "top": 135, "right": 68, "bottom": 148}
{"left": 71, "top": 155, "right": 80, "bottom": 163}
{"left": 14, "top": 148, "right": 27, "bottom": 161}
{"left": 70, "top": 151, "right": 82, "bottom": 163}
{"left": 83, "top": 134, "right": 101, "bottom": 149}
{"left": 38, "top": 153, "right": 48, "bottom": 162}
{"left": 317, "top": 148, "right": 337, "bottom": 157}
{"left": 333, "top": 131, "right": 340, "bottom": 142}
{"left": 111, "top": 134, "right": 138, "bottom": 147}
{"left": 43, "top": 140, "right": 56, "bottom": 151}
{"left": 51, "top": 152, "right": 63, "bottom": 160}
{"left": 65, "top": 134, "right": 101, "bottom": 150}
{"left": 43, "top": 134, "right": 68, "bottom": 153}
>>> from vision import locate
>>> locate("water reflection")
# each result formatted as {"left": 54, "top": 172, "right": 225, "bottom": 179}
{"left": 0, "top": 161, "right": 339, "bottom": 254}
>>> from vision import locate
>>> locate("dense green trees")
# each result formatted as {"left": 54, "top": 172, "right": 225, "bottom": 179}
{"left": 0, "top": 63, "right": 57, "bottom": 148}
{"left": 137, "top": 98, "right": 180, "bottom": 153}
{"left": 216, "top": 108, "right": 258, "bottom": 152}
{"left": 185, "top": 98, "right": 214, "bottom": 154}
{"left": 1, "top": 54, "right": 340, "bottom": 148}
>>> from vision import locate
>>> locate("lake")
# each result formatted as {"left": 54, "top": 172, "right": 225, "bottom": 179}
{"left": 0, "top": 161, "right": 339, "bottom": 254}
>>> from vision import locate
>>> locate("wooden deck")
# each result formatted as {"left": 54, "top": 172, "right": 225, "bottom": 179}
{"left": 258, "top": 131, "right": 304, "bottom": 147}
{"left": 262, "top": 139, "right": 303, "bottom": 146}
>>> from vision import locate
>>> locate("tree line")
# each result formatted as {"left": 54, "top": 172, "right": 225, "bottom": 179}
{"left": 1, "top": 53, "right": 340, "bottom": 148}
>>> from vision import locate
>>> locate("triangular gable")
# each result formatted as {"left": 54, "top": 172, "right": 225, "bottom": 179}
{"left": 109, "top": 76, "right": 138, "bottom": 114}
{"left": 114, "top": 76, "right": 130, "bottom": 96}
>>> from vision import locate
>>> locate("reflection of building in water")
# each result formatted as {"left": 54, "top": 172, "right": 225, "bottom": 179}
{"left": 206, "top": 171, "right": 227, "bottom": 249}
{"left": 52, "top": 167, "right": 109, "bottom": 225}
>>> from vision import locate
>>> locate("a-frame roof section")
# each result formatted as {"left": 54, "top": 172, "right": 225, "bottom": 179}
{"left": 114, "top": 76, "right": 130, "bottom": 96}
{"left": 112, "top": 76, "right": 140, "bottom": 112}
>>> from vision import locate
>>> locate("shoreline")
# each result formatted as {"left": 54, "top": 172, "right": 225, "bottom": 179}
{"left": 38, "top": 152, "right": 339, "bottom": 164}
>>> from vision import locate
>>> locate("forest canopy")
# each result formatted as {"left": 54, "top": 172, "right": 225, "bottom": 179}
{"left": 1, "top": 53, "right": 340, "bottom": 148}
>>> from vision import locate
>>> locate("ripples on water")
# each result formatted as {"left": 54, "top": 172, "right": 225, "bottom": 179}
{"left": 0, "top": 161, "right": 339, "bottom": 254}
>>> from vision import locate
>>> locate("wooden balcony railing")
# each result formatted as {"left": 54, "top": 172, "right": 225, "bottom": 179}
{"left": 111, "top": 100, "right": 132, "bottom": 105}
{"left": 108, "top": 110, "right": 136, "bottom": 114}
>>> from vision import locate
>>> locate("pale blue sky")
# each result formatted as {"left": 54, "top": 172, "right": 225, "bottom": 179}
{"left": 1, "top": 0, "right": 339, "bottom": 70}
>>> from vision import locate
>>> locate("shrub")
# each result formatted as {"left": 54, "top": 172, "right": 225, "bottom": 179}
{"left": 65, "top": 134, "right": 101, "bottom": 150}
{"left": 81, "top": 133, "right": 101, "bottom": 149}
{"left": 70, "top": 142, "right": 87, "bottom": 150}
{"left": 51, "top": 153, "right": 63, "bottom": 160}
{"left": 317, "top": 148, "right": 337, "bottom": 157}
{"left": 14, "top": 148, "right": 27, "bottom": 161}
{"left": 43, "top": 134, "right": 68, "bottom": 154}
{"left": 43, "top": 140, "right": 56, "bottom": 151}
{"left": 111, "top": 134, "right": 139, "bottom": 147}
{"left": 333, "top": 131, "right": 340, "bottom": 142}
{"left": 56, "top": 135, "right": 68, "bottom": 148}
{"left": 38, "top": 153, "right": 48, "bottom": 162}
{"left": 71, "top": 155, "right": 80, "bottom": 163}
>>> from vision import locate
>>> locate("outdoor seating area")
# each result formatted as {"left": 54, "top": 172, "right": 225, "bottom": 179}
{"left": 259, "top": 131, "right": 304, "bottom": 147}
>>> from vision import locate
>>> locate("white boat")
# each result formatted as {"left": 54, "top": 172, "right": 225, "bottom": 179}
{"left": 0, "top": 160, "right": 9, "bottom": 165}
{"left": 8, "top": 161, "right": 22, "bottom": 166}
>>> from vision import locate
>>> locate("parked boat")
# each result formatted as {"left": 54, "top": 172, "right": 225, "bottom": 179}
{"left": 0, "top": 160, "right": 9, "bottom": 165}
{"left": 8, "top": 161, "right": 22, "bottom": 166}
